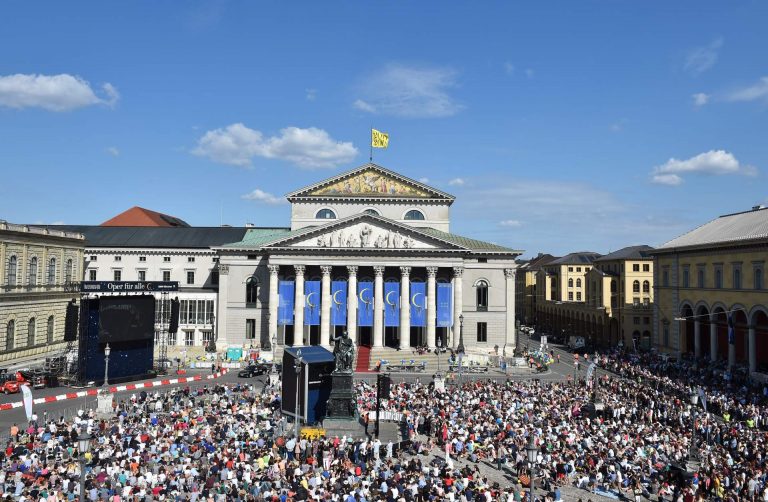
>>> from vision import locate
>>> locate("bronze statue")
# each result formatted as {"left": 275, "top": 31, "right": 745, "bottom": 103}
{"left": 332, "top": 331, "right": 355, "bottom": 374}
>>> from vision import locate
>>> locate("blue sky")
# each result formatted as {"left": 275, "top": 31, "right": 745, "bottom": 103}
{"left": 1, "top": 1, "right": 766, "bottom": 257}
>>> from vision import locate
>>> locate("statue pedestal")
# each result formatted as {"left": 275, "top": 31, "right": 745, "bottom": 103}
{"left": 325, "top": 373, "right": 356, "bottom": 419}
{"left": 96, "top": 389, "right": 113, "bottom": 415}
{"left": 433, "top": 372, "right": 445, "bottom": 392}
{"left": 268, "top": 369, "right": 280, "bottom": 386}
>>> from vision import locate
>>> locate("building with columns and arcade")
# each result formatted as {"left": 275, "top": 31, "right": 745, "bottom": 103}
{"left": 215, "top": 164, "right": 522, "bottom": 365}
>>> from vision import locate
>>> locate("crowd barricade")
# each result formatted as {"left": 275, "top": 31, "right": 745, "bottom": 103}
{"left": 366, "top": 410, "right": 406, "bottom": 422}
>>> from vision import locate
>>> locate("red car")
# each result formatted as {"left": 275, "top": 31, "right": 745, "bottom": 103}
{"left": 0, "top": 371, "right": 31, "bottom": 394}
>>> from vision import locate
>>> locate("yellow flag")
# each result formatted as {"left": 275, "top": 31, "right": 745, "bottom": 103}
{"left": 371, "top": 129, "right": 389, "bottom": 149}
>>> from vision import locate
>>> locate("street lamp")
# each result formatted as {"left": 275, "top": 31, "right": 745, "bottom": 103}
{"left": 294, "top": 349, "right": 303, "bottom": 438}
{"left": 269, "top": 333, "right": 279, "bottom": 387}
{"left": 457, "top": 353, "right": 464, "bottom": 387}
{"left": 688, "top": 389, "right": 700, "bottom": 472}
{"left": 436, "top": 336, "right": 442, "bottom": 374}
{"left": 78, "top": 432, "right": 92, "bottom": 500}
{"left": 526, "top": 435, "right": 537, "bottom": 502}
{"left": 457, "top": 314, "right": 465, "bottom": 354}
{"left": 103, "top": 344, "right": 111, "bottom": 387}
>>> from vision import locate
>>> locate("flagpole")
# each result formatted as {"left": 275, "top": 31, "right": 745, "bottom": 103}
{"left": 369, "top": 127, "right": 373, "bottom": 162}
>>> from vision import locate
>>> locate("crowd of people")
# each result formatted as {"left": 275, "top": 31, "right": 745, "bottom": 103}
{"left": 0, "top": 347, "right": 767, "bottom": 501}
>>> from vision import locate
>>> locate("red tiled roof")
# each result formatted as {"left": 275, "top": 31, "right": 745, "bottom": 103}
{"left": 100, "top": 207, "right": 190, "bottom": 227}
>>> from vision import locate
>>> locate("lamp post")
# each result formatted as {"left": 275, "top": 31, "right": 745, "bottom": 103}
{"left": 103, "top": 343, "right": 111, "bottom": 387}
{"left": 526, "top": 435, "right": 537, "bottom": 502}
{"left": 436, "top": 336, "right": 442, "bottom": 374}
{"left": 503, "top": 344, "right": 507, "bottom": 376}
{"left": 294, "top": 348, "right": 303, "bottom": 438}
{"left": 269, "top": 333, "right": 279, "bottom": 386}
{"left": 78, "top": 432, "right": 92, "bottom": 500}
{"left": 457, "top": 314, "right": 465, "bottom": 354}
{"left": 688, "top": 389, "right": 700, "bottom": 472}
{"left": 457, "top": 353, "right": 464, "bottom": 388}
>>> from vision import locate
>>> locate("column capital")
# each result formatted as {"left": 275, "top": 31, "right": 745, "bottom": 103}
{"left": 453, "top": 266, "right": 464, "bottom": 278}
{"left": 504, "top": 268, "right": 517, "bottom": 279}
{"left": 294, "top": 264, "right": 306, "bottom": 276}
{"left": 267, "top": 264, "right": 280, "bottom": 275}
{"left": 346, "top": 265, "right": 358, "bottom": 276}
{"left": 218, "top": 264, "right": 229, "bottom": 275}
{"left": 399, "top": 266, "right": 412, "bottom": 277}
{"left": 374, "top": 265, "right": 385, "bottom": 277}
{"left": 320, "top": 265, "right": 333, "bottom": 276}
{"left": 426, "top": 266, "right": 438, "bottom": 278}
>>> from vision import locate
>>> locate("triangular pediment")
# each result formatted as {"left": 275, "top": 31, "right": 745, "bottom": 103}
{"left": 263, "top": 214, "right": 465, "bottom": 251}
{"left": 286, "top": 163, "right": 455, "bottom": 201}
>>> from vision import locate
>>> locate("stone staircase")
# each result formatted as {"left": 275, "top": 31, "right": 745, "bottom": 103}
{"left": 367, "top": 347, "right": 451, "bottom": 373}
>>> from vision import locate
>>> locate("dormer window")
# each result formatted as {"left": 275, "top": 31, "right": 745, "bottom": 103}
{"left": 316, "top": 209, "right": 336, "bottom": 219}
{"left": 404, "top": 209, "right": 425, "bottom": 221}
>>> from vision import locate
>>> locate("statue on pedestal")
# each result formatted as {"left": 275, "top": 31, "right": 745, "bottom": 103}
{"left": 332, "top": 331, "right": 355, "bottom": 374}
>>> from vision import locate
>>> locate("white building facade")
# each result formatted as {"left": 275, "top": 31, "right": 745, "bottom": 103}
{"left": 216, "top": 164, "right": 523, "bottom": 354}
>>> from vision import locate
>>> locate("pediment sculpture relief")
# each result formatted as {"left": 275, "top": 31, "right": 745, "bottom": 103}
{"left": 313, "top": 224, "right": 418, "bottom": 249}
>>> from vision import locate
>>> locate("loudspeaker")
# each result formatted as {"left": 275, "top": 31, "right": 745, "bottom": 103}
{"left": 379, "top": 374, "right": 391, "bottom": 398}
{"left": 63, "top": 299, "right": 79, "bottom": 341}
{"left": 169, "top": 297, "right": 180, "bottom": 334}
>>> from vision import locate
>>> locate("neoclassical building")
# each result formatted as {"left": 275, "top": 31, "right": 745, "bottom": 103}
{"left": 216, "top": 164, "right": 522, "bottom": 358}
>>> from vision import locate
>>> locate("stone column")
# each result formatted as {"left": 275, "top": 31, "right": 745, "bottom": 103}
{"left": 373, "top": 266, "right": 385, "bottom": 348}
{"left": 426, "top": 266, "right": 437, "bottom": 349}
{"left": 452, "top": 267, "right": 463, "bottom": 349}
{"left": 216, "top": 264, "right": 229, "bottom": 346}
{"left": 729, "top": 333, "right": 736, "bottom": 369}
{"left": 693, "top": 319, "right": 701, "bottom": 359}
{"left": 399, "top": 267, "right": 411, "bottom": 351}
{"left": 505, "top": 268, "right": 517, "bottom": 349}
{"left": 293, "top": 265, "right": 305, "bottom": 346}
{"left": 748, "top": 324, "right": 757, "bottom": 373}
{"left": 268, "top": 265, "right": 279, "bottom": 347}
{"left": 320, "top": 265, "right": 332, "bottom": 347}
{"left": 346, "top": 266, "right": 358, "bottom": 345}
{"left": 709, "top": 318, "right": 717, "bottom": 362}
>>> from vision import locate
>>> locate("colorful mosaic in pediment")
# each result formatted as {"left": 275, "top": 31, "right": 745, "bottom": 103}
{"left": 310, "top": 169, "right": 431, "bottom": 197}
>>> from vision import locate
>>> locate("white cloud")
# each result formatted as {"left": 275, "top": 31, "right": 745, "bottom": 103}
{"left": 305, "top": 88, "right": 317, "bottom": 101}
{"left": 726, "top": 76, "right": 768, "bottom": 104}
{"left": 241, "top": 188, "right": 285, "bottom": 205}
{"left": 650, "top": 149, "right": 757, "bottom": 186}
{"left": 354, "top": 64, "right": 463, "bottom": 118}
{"left": 503, "top": 62, "right": 515, "bottom": 76}
{"left": 684, "top": 38, "right": 723, "bottom": 75}
{"left": 106, "top": 147, "right": 120, "bottom": 157}
{"left": 499, "top": 219, "right": 522, "bottom": 227}
{"left": 448, "top": 177, "right": 465, "bottom": 186}
{"left": 692, "top": 93, "right": 710, "bottom": 107}
{"left": 0, "top": 73, "right": 119, "bottom": 111}
{"left": 192, "top": 124, "right": 358, "bottom": 169}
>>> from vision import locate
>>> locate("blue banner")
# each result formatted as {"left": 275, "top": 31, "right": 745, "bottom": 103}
{"left": 384, "top": 282, "right": 400, "bottom": 327}
{"left": 304, "top": 280, "right": 320, "bottom": 325}
{"left": 410, "top": 282, "right": 427, "bottom": 327}
{"left": 331, "top": 280, "right": 347, "bottom": 326}
{"left": 357, "top": 281, "right": 374, "bottom": 327}
{"left": 437, "top": 283, "right": 453, "bottom": 327}
{"left": 277, "top": 281, "right": 295, "bottom": 326}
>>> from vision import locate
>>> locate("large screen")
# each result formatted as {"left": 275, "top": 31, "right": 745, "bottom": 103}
{"left": 98, "top": 295, "right": 155, "bottom": 342}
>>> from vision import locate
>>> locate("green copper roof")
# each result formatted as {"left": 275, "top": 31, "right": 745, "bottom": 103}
{"left": 418, "top": 228, "right": 521, "bottom": 253}
{"left": 221, "top": 227, "right": 292, "bottom": 248}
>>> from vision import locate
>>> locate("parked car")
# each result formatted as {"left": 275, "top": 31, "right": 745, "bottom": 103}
{"left": 0, "top": 372, "right": 29, "bottom": 394}
{"left": 238, "top": 362, "right": 280, "bottom": 378}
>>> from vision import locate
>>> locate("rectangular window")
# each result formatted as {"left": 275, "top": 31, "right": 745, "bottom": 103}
{"left": 476, "top": 322, "right": 487, "bottom": 342}
{"left": 643, "top": 264, "right": 650, "bottom": 272}
{"left": 682, "top": 268, "right": 690, "bottom": 288}
{"left": 662, "top": 268, "right": 669, "bottom": 287}
{"left": 164, "top": 257, "right": 171, "bottom": 262}
{"left": 643, "top": 298, "right": 650, "bottom": 307}
{"left": 113, "top": 270, "right": 121, "bottom": 281}
{"left": 205, "top": 300, "right": 214, "bottom": 324}
{"left": 568, "top": 292, "right": 573, "bottom": 301}
{"left": 697, "top": 268, "right": 705, "bottom": 288}
{"left": 576, "top": 267, "right": 581, "bottom": 272}
{"left": 202, "top": 331, "right": 213, "bottom": 346}
{"left": 633, "top": 264, "right": 640, "bottom": 272}
{"left": 89, "top": 269, "right": 96, "bottom": 281}
{"left": 90, "top": 255, "right": 97, "bottom": 261}
{"left": 114, "top": 256, "right": 121, "bottom": 262}
{"left": 197, "top": 300, "right": 205, "bottom": 324}
{"left": 168, "top": 332, "right": 177, "bottom": 346}
{"left": 180, "top": 300, "right": 188, "bottom": 324}
{"left": 139, "top": 256, "right": 146, "bottom": 262}
{"left": 633, "top": 317, "right": 640, "bottom": 325}
{"left": 733, "top": 265, "right": 742, "bottom": 289}
{"left": 188, "top": 257, "right": 195, "bottom": 263}
{"left": 154, "top": 331, "right": 160, "bottom": 345}
{"left": 576, "top": 292, "right": 581, "bottom": 301}
{"left": 568, "top": 267, "right": 573, "bottom": 272}
{"left": 187, "top": 271, "right": 195, "bottom": 285}
{"left": 210, "top": 270, "right": 219, "bottom": 286}
{"left": 755, "top": 266, "right": 764, "bottom": 290}
{"left": 247, "top": 255, "right": 258, "bottom": 260}
{"left": 246, "top": 319, "right": 256, "bottom": 339}
{"left": 138, "top": 270, "right": 146, "bottom": 281}
{"left": 163, "top": 271, "right": 171, "bottom": 281}
{"left": 189, "top": 300, "right": 197, "bottom": 325}
{"left": 185, "top": 331, "right": 194, "bottom": 346}
{"left": 633, "top": 297, "right": 640, "bottom": 306}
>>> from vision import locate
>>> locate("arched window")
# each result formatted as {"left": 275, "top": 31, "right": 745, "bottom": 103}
{"left": 632, "top": 280, "right": 640, "bottom": 293}
{"left": 642, "top": 280, "right": 650, "bottom": 293}
{"left": 476, "top": 280, "right": 489, "bottom": 311}
{"left": 28, "top": 257, "right": 38, "bottom": 286}
{"left": 576, "top": 278, "right": 582, "bottom": 288}
{"left": 47, "top": 258, "right": 56, "bottom": 284}
{"left": 568, "top": 278, "right": 573, "bottom": 288}
{"left": 65, "top": 259, "right": 73, "bottom": 284}
{"left": 756, "top": 268, "right": 764, "bottom": 290}
{"left": 27, "top": 318, "right": 35, "bottom": 347}
{"left": 47, "top": 316, "right": 54, "bottom": 344}
{"left": 363, "top": 209, "right": 380, "bottom": 216}
{"left": 404, "top": 209, "right": 425, "bottom": 221}
{"left": 315, "top": 209, "right": 336, "bottom": 220}
{"left": 6, "top": 320, "right": 14, "bottom": 351}
{"left": 245, "top": 277, "right": 259, "bottom": 305}
{"left": 7, "top": 256, "right": 17, "bottom": 286}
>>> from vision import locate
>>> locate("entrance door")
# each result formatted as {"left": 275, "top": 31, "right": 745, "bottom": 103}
{"left": 358, "top": 326, "right": 372, "bottom": 347}
{"left": 308, "top": 325, "right": 320, "bottom": 346}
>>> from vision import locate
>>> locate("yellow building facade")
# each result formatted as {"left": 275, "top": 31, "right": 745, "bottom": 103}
{"left": 651, "top": 206, "right": 768, "bottom": 376}
{"left": 515, "top": 253, "right": 555, "bottom": 326}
